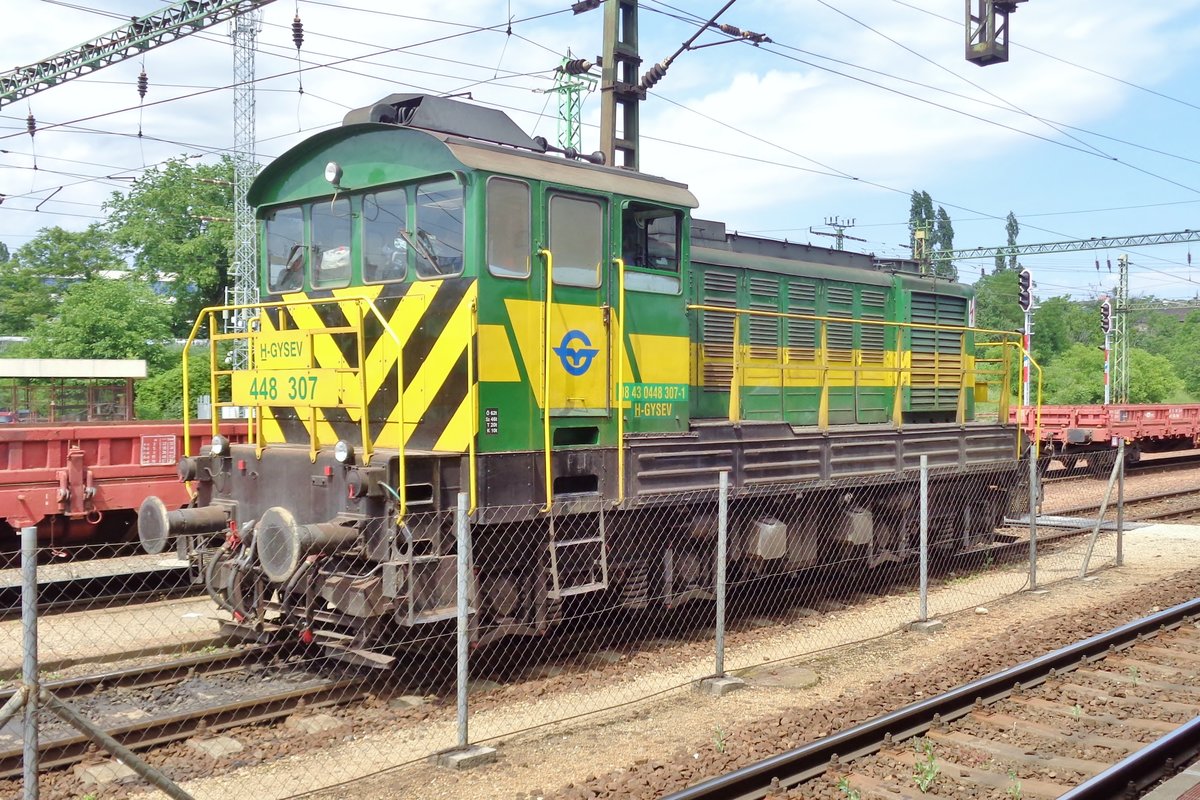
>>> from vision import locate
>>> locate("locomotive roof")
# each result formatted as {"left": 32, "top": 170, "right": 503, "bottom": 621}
{"left": 249, "top": 99, "right": 698, "bottom": 210}
{"left": 438, "top": 132, "right": 698, "bottom": 208}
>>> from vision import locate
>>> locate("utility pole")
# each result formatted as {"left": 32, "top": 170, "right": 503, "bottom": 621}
{"left": 964, "top": 0, "right": 1028, "bottom": 66}
{"left": 1100, "top": 297, "right": 1113, "bottom": 404}
{"left": 809, "top": 216, "right": 866, "bottom": 251}
{"left": 228, "top": 9, "right": 261, "bottom": 377}
{"left": 594, "top": 0, "right": 767, "bottom": 170}
{"left": 1113, "top": 254, "right": 1129, "bottom": 404}
{"left": 1018, "top": 267, "right": 1033, "bottom": 406}
{"left": 599, "top": 0, "right": 642, "bottom": 169}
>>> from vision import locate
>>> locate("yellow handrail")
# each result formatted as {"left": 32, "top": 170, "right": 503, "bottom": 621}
{"left": 353, "top": 302, "right": 371, "bottom": 466}
{"left": 467, "top": 297, "right": 478, "bottom": 514}
{"left": 613, "top": 257, "right": 626, "bottom": 503}
{"left": 182, "top": 295, "right": 412, "bottom": 522}
{"left": 538, "top": 248, "right": 554, "bottom": 512}
{"left": 729, "top": 313, "right": 742, "bottom": 423}
{"left": 687, "top": 303, "right": 1030, "bottom": 451}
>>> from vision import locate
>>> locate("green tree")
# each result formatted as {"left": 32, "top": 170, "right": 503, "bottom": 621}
{"left": 11, "top": 224, "right": 123, "bottom": 282}
{"left": 1043, "top": 344, "right": 1104, "bottom": 403}
{"left": 1032, "top": 296, "right": 1100, "bottom": 366}
{"left": 22, "top": 278, "right": 173, "bottom": 369}
{"left": 1127, "top": 348, "right": 1186, "bottom": 403}
{"left": 909, "top": 190, "right": 934, "bottom": 256}
{"left": 0, "top": 225, "right": 126, "bottom": 335}
{"left": 0, "top": 241, "right": 10, "bottom": 263}
{"left": 103, "top": 156, "right": 235, "bottom": 335}
{"left": 909, "top": 191, "right": 957, "bottom": 279}
{"left": 932, "top": 206, "right": 957, "bottom": 280}
{"left": 993, "top": 211, "right": 1020, "bottom": 273}
{"left": 973, "top": 268, "right": 1022, "bottom": 336}
{"left": 1044, "top": 343, "right": 1184, "bottom": 404}
{"left": 0, "top": 262, "right": 53, "bottom": 334}
{"left": 135, "top": 348, "right": 205, "bottom": 419}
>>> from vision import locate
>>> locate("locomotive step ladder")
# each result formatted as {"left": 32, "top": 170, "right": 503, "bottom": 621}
{"left": 547, "top": 495, "right": 609, "bottom": 600}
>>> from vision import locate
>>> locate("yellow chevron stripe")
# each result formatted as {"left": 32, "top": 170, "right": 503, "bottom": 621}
{"left": 391, "top": 285, "right": 474, "bottom": 436}
{"left": 433, "top": 395, "right": 475, "bottom": 452}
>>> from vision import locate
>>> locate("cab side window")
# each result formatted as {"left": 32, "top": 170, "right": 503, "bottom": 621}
{"left": 549, "top": 193, "right": 604, "bottom": 288}
{"left": 413, "top": 179, "right": 464, "bottom": 279}
{"left": 265, "top": 205, "right": 305, "bottom": 293}
{"left": 487, "top": 177, "right": 531, "bottom": 278}
{"left": 363, "top": 188, "right": 408, "bottom": 284}
{"left": 311, "top": 197, "right": 352, "bottom": 288}
{"left": 621, "top": 203, "right": 681, "bottom": 294}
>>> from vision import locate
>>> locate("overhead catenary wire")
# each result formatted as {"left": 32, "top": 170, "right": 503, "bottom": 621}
{"left": 6, "top": 0, "right": 1198, "bottom": 294}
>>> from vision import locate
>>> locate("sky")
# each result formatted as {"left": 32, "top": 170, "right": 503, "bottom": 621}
{"left": 3, "top": 0, "right": 1200, "bottom": 304}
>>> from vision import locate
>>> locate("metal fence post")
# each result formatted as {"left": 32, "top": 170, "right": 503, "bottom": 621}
{"left": 715, "top": 471, "right": 729, "bottom": 677}
{"left": 1116, "top": 439, "right": 1125, "bottom": 567}
{"left": 1080, "top": 450, "right": 1121, "bottom": 579}
{"left": 918, "top": 456, "right": 929, "bottom": 622}
{"left": 1028, "top": 445, "right": 1039, "bottom": 591}
{"left": 455, "top": 492, "right": 470, "bottom": 750}
{"left": 21, "top": 525, "right": 39, "bottom": 800}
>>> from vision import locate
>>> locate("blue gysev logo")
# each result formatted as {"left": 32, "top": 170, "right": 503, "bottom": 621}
{"left": 553, "top": 330, "right": 599, "bottom": 376}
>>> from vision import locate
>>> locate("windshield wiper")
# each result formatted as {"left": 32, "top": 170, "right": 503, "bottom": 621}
{"left": 398, "top": 229, "right": 440, "bottom": 273}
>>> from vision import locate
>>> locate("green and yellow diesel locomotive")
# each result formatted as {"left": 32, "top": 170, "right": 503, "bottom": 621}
{"left": 139, "top": 95, "right": 1022, "bottom": 661}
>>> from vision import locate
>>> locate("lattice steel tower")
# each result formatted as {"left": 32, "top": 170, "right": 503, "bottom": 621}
{"left": 229, "top": 9, "right": 261, "bottom": 371}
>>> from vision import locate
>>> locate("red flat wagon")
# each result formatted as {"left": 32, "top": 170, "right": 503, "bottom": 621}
{"left": 0, "top": 358, "right": 245, "bottom": 548}
{"left": 1012, "top": 404, "right": 1200, "bottom": 467}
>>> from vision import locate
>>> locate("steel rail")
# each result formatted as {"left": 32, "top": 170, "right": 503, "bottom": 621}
{"left": 0, "top": 645, "right": 275, "bottom": 706}
{"left": 0, "top": 651, "right": 363, "bottom": 780}
{"left": 0, "top": 678, "right": 364, "bottom": 778}
{"left": 1042, "top": 486, "right": 1200, "bottom": 518}
{"left": 1059, "top": 715, "right": 1200, "bottom": 800}
{"left": 663, "top": 597, "right": 1200, "bottom": 800}
{"left": 0, "top": 567, "right": 197, "bottom": 622}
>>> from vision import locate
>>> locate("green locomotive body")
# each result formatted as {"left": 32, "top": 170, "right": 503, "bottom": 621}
{"left": 140, "top": 95, "right": 1021, "bottom": 661}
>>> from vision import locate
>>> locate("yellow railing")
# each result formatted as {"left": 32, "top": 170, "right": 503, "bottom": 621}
{"left": 181, "top": 294, "right": 485, "bottom": 524}
{"left": 687, "top": 304, "right": 1038, "bottom": 449}
{"left": 613, "top": 256, "right": 626, "bottom": 504}
{"left": 538, "top": 248, "right": 555, "bottom": 512}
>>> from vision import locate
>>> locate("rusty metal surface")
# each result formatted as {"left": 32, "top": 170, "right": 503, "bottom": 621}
{"left": 1015, "top": 404, "right": 1200, "bottom": 446}
{"left": 0, "top": 421, "right": 247, "bottom": 540}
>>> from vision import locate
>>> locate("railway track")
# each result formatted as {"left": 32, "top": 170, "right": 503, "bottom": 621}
{"left": 0, "top": 551, "right": 201, "bottom": 622}
{"left": 1043, "top": 450, "right": 1200, "bottom": 481}
{"left": 0, "top": 644, "right": 368, "bottom": 780}
{"left": 1042, "top": 487, "right": 1200, "bottom": 522}
{"left": 665, "top": 598, "right": 1200, "bottom": 800}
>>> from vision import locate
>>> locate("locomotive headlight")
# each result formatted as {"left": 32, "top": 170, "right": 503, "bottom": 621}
{"left": 210, "top": 435, "right": 229, "bottom": 457}
{"left": 333, "top": 439, "right": 355, "bottom": 464}
{"left": 325, "top": 161, "right": 343, "bottom": 187}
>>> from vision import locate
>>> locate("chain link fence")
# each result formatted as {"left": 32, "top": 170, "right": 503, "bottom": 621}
{"left": 0, "top": 443, "right": 1149, "bottom": 799}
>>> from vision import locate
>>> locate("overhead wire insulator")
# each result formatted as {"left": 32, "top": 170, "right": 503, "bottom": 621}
{"left": 716, "top": 23, "right": 771, "bottom": 44}
{"left": 25, "top": 111, "right": 37, "bottom": 171}
{"left": 137, "top": 70, "right": 148, "bottom": 100}
{"left": 639, "top": 62, "right": 668, "bottom": 91}
{"left": 561, "top": 58, "right": 593, "bottom": 75}
{"left": 292, "top": 14, "right": 304, "bottom": 50}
